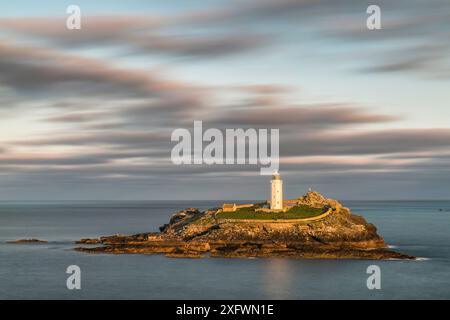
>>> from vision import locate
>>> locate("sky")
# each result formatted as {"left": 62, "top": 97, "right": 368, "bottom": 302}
{"left": 0, "top": 0, "right": 449, "bottom": 200}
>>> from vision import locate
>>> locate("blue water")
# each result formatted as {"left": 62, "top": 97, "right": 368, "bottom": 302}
{"left": 0, "top": 200, "right": 449, "bottom": 299}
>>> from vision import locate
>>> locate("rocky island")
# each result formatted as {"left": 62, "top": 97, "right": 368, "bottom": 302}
{"left": 75, "top": 188, "right": 414, "bottom": 260}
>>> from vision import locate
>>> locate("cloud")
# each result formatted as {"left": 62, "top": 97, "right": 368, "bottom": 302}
{"left": 0, "top": 40, "right": 194, "bottom": 97}
{"left": 238, "top": 84, "right": 291, "bottom": 95}
{"left": 0, "top": 15, "right": 159, "bottom": 43}
{"left": 11, "top": 131, "right": 169, "bottom": 149}
{"left": 45, "top": 112, "right": 109, "bottom": 123}
{"left": 361, "top": 43, "right": 450, "bottom": 78}
{"left": 0, "top": 15, "right": 270, "bottom": 58}
{"left": 128, "top": 33, "right": 269, "bottom": 58}
{"left": 280, "top": 128, "right": 450, "bottom": 156}
{"left": 0, "top": 154, "right": 110, "bottom": 166}
{"left": 2, "top": 0, "right": 449, "bottom": 77}
{"left": 318, "top": 1, "right": 450, "bottom": 77}
{"left": 0, "top": 39, "right": 206, "bottom": 129}
{"left": 208, "top": 104, "right": 399, "bottom": 127}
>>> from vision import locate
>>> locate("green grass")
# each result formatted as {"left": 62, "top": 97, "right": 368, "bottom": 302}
{"left": 217, "top": 204, "right": 326, "bottom": 220}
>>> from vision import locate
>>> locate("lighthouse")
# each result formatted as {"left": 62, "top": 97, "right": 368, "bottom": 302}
{"left": 270, "top": 171, "right": 283, "bottom": 210}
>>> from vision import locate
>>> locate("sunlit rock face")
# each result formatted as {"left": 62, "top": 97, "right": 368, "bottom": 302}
{"left": 75, "top": 191, "right": 414, "bottom": 260}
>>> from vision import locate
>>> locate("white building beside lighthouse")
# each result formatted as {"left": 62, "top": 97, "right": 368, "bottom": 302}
{"left": 270, "top": 171, "right": 283, "bottom": 210}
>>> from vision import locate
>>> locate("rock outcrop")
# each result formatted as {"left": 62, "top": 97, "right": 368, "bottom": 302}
{"left": 295, "top": 190, "right": 344, "bottom": 213}
{"left": 7, "top": 238, "right": 48, "bottom": 244}
{"left": 75, "top": 192, "right": 414, "bottom": 260}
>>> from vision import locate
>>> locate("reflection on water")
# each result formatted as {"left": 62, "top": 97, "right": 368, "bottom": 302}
{"left": 263, "top": 259, "right": 295, "bottom": 299}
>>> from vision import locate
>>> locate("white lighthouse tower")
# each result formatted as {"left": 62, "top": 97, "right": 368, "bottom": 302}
{"left": 270, "top": 171, "right": 283, "bottom": 211}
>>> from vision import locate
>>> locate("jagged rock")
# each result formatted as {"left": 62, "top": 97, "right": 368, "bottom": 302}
{"left": 160, "top": 208, "right": 199, "bottom": 232}
{"left": 294, "top": 191, "right": 347, "bottom": 214}
{"left": 169, "top": 208, "right": 200, "bottom": 224}
{"left": 297, "top": 191, "right": 327, "bottom": 207}
{"left": 76, "top": 238, "right": 101, "bottom": 244}
{"left": 159, "top": 224, "right": 170, "bottom": 232}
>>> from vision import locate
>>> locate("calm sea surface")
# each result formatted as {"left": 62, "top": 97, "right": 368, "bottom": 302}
{"left": 0, "top": 200, "right": 449, "bottom": 299}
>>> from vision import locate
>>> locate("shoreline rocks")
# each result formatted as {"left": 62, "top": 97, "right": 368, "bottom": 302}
{"left": 75, "top": 192, "right": 415, "bottom": 260}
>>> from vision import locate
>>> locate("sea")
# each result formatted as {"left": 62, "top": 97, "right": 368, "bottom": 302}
{"left": 0, "top": 200, "right": 449, "bottom": 299}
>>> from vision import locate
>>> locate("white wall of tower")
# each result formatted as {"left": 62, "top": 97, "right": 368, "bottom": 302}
{"left": 270, "top": 179, "right": 283, "bottom": 210}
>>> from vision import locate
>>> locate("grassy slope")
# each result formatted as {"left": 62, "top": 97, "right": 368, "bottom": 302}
{"left": 216, "top": 204, "right": 326, "bottom": 220}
